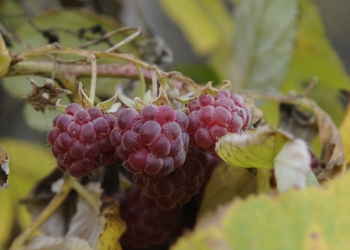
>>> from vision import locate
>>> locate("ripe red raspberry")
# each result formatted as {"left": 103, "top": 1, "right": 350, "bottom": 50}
{"left": 110, "top": 104, "right": 189, "bottom": 176}
{"left": 133, "top": 148, "right": 208, "bottom": 210}
{"left": 117, "top": 186, "right": 181, "bottom": 248}
{"left": 187, "top": 90, "right": 251, "bottom": 152}
{"left": 47, "top": 103, "right": 117, "bottom": 178}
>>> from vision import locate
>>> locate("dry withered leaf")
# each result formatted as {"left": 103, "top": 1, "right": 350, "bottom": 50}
{"left": 24, "top": 181, "right": 105, "bottom": 249}
{"left": 311, "top": 101, "right": 345, "bottom": 180}
{"left": 24, "top": 236, "right": 94, "bottom": 250}
{"left": 21, "top": 169, "right": 73, "bottom": 236}
{"left": 242, "top": 95, "right": 264, "bottom": 128}
{"left": 0, "top": 145, "right": 9, "bottom": 191}
{"left": 99, "top": 197, "right": 126, "bottom": 250}
{"left": 279, "top": 103, "right": 318, "bottom": 143}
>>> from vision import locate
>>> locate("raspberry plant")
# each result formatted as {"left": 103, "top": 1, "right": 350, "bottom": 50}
{"left": 0, "top": 1, "right": 347, "bottom": 249}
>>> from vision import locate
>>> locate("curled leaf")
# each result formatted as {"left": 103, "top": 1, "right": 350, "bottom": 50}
{"left": 98, "top": 198, "right": 126, "bottom": 250}
{"left": 310, "top": 101, "right": 345, "bottom": 180}
{"left": 215, "top": 125, "right": 293, "bottom": 169}
{"left": 0, "top": 145, "right": 9, "bottom": 191}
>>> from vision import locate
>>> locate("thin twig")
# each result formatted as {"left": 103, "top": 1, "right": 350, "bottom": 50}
{"left": 105, "top": 27, "right": 141, "bottom": 52}
{"left": 136, "top": 65, "right": 146, "bottom": 101}
{"left": 89, "top": 53, "right": 97, "bottom": 104}
{"left": 9, "top": 174, "right": 73, "bottom": 249}
{"left": 20, "top": 43, "right": 199, "bottom": 91}
{"left": 151, "top": 69, "right": 158, "bottom": 101}
{"left": 300, "top": 76, "right": 318, "bottom": 97}
{"left": 69, "top": 178, "right": 100, "bottom": 214}
{"left": 78, "top": 26, "right": 140, "bottom": 50}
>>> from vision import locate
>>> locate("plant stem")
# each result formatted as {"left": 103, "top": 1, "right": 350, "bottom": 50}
{"left": 256, "top": 169, "right": 271, "bottom": 194}
{"left": 136, "top": 65, "right": 145, "bottom": 101}
{"left": 20, "top": 43, "right": 200, "bottom": 91}
{"left": 89, "top": 53, "right": 97, "bottom": 105}
{"left": 9, "top": 174, "right": 73, "bottom": 250}
{"left": 69, "top": 178, "right": 100, "bottom": 214}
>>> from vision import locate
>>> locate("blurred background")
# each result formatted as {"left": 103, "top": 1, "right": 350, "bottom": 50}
{"left": 0, "top": 1, "right": 350, "bottom": 248}
{"left": 1, "top": 0, "right": 350, "bottom": 141}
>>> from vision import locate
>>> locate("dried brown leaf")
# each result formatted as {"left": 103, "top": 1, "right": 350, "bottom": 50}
{"left": 242, "top": 95, "right": 264, "bottom": 127}
{"left": 21, "top": 169, "right": 73, "bottom": 236}
{"left": 0, "top": 145, "right": 9, "bottom": 190}
{"left": 24, "top": 236, "right": 94, "bottom": 250}
{"left": 65, "top": 182, "right": 104, "bottom": 249}
{"left": 311, "top": 101, "right": 345, "bottom": 180}
{"left": 279, "top": 103, "right": 318, "bottom": 143}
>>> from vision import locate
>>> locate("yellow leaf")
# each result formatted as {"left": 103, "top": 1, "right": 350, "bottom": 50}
{"left": 0, "top": 33, "right": 11, "bottom": 77}
{"left": 98, "top": 200, "right": 126, "bottom": 250}
{"left": 215, "top": 125, "right": 293, "bottom": 169}
{"left": 172, "top": 171, "right": 350, "bottom": 250}
{"left": 339, "top": 104, "right": 350, "bottom": 164}
{"left": 276, "top": 0, "right": 350, "bottom": 125}
{"left": 0, "top": 139, "right": 55, "bottom": 249}
{"left": 158, "top": 0, "right": 234, "bottom": 55}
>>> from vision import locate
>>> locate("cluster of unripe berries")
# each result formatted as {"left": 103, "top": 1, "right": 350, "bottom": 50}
{"left": 47, "top": 89, "right": 251, "bottom": 248}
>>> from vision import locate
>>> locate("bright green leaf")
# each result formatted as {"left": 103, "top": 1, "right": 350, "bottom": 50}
{"left": 0, "top": 139, "right": 55, "bottom": 249}
{"left": 172, "top": 171, "right": 350, "bottom": 250}
{"left": 215, "top": 125, "right": 293, "bottom": 169}
{"left": 229, "top": 0, "right": 299, "bottom": 91}
{"left": 278, "top": 0, "right": 350, "bottom": 125}
{"left": 158, "top": 0, "right": 235, "bottom": 56}
{"left": 198, "top": 163, "right": 256, "bottom": 218}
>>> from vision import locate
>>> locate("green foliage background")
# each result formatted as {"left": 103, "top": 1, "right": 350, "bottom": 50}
{"left": 1, "top": 0, "right": 350, "bottom": 249}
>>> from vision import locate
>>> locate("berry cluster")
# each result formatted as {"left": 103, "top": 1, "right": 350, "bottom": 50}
{"left": 46, "top": 88, "right": 251, "bottom": 248}
{"left": 110, "top": 104, "right": 189, "bottom": 176}
{"left": 117, "top": 186, "right": 181, "bottom": 248}
{"left": 187, "top": 90, "right": 251, "bottom": 152}
{"left": 134, "top": 148, "right": 208, "bottom": 209}
{"left": 47, "top": 103, "right": 117, "bottom": 178}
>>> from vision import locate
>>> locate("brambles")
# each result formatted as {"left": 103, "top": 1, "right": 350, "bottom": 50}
{"left": 110, "top": 104, "right": 189, "bottom": 176}
{"left": 47, "top": 103, "right": 117, "bottom": 178}
{"left": 134, "top": 148, "right": 208, "bottom": 210}
{"left": 117, "top": 186, "right": 181, "bottom": 249}
{"left": 187, "top": 85, "right": 251, "bottom": 152}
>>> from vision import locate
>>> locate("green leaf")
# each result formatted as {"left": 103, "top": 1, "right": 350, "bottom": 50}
{"left": 215, "top": 125, "right": 293, "bottom": 169}
{"left": 0, "top": 34, "right": 11, "bottom": 78}
{"left": 23, "top": 102, "right": 63, "bottom": 132}
{"left": 0, "top": 139, "right": 55, "bottom": 249}
{"left": 277, "top": 0, "right": 350, "bottom": 126}
{"left": 229, "top": 0, "right": 299, "bottom": 91}
{"left": 172, "top": 171, "right": 350, "bottom": 250}
{"left": 2, "top": 9, "right": 137, "bottom": 99}
{"left": 197, "top": 163, "right": 256, "bottom": 218}
{"left": 158, "top": 0, "right": 235, "bottom": 56}
{"left": 168, "top": 64, "right": 220, "bottom": 85}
